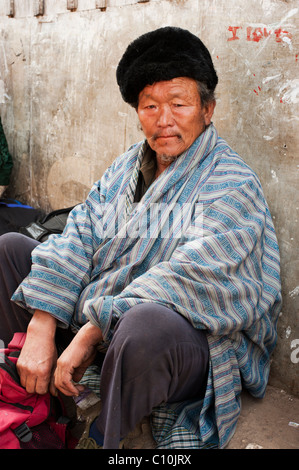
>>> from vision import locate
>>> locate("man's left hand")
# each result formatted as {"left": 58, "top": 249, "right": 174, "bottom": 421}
{"left": 53, "top": 322, "right": 103, "bottom": 396}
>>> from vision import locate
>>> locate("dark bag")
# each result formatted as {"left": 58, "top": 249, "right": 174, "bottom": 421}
{"left": 0, "top": 198, "right": 43, "bottom": 236}
{"left": 0, "top": 333, "right": 75, "bottom": 449}
{"left": 19, "top": 206, "right": 75, "bottom": 242}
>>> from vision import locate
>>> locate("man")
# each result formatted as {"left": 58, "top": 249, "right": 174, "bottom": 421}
{"left": 0, "top": 27, "right": 281, "bottom": 449}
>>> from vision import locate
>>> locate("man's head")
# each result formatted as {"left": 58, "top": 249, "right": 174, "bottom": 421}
{"left": 116, "top": 27, "right": 218, "bottom": 162}
{"left": 137, "top": 77, "right": 215, "bottom": 164}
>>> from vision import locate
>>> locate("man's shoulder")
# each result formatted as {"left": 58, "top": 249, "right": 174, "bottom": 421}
{"left": 214, "top": 137, "right": 258, "bottom": 177}
{"left": 118, "top": 140, "right": 145, "bottom": 161}
{"left": 106, "top": 140, "right": 145, "bottom": 174}
{"left": 203, "top": 136, "right": 264, "bottom": 197}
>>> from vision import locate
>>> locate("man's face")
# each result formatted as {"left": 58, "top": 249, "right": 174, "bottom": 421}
{"left": 137, "top": 77, "right": 215, "bottom": 161}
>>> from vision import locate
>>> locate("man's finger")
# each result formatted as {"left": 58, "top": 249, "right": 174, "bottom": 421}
{"left": 35, "top": 378, "right": 50, "bottom": 395}
{"left": 23, "top": 375, "right": 37, "bottom": 394}
{"left": 54, "top": 370, "right": 80, "bottom": 397}
{"left": 49, "top": 374, "right": 58, "bottom": 396}
{"left": 56, "top": 382, "right": 80, "bottom": 397}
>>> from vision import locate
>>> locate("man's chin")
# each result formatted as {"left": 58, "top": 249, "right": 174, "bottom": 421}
{"left": 158, "top": 154, "right": 180, "bottom": 164}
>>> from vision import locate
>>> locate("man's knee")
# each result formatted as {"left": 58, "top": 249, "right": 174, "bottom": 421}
{"left": 108, "top": 303, "right": 209, "bottom": 400}
{"left": 110, "top": 305, "right": 171, "bottom": 372}
{"left": 114, "top": 303, "right": 181, "bottom": 350}
{"left": 0, "top": 233, "right": 23, "bottom": 261}
{"left": 0, "top": 232, "right": 20, "bottom": 249}
{"left": 0, "top": 233, "right": 38, "bottom": 276}
{"left": 115, "top": 303, "right": 205, "bottom": 346}
{"left": 0, "top": 232, "right": 37, "bottom": 259}
{"left": 111, "top": 303, "right": 205, "bottom": 373}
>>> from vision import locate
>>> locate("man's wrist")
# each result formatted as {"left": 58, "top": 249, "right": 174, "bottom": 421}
{"left": 79, "top": 321, "right": 103, "bottom": 346}
{"left": 27, "top": 309, "right": 57, "bottom": 337}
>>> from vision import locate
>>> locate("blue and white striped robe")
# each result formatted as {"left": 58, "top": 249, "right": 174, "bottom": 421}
{"left": 12, "top": 124, "right": 282, "bottom": 448}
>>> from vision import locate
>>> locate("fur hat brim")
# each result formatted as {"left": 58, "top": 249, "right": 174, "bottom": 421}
{"left": 116, "top": 26, "right": 218, "bottom": 107}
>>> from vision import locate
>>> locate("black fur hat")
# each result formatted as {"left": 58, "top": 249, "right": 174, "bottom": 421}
{"left": 116, "top": 26, "right": 218, "bottom": 107}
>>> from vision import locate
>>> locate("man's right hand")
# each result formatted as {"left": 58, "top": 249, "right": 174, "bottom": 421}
{"left": 17, "top": 310, "right": 58, "bottom": 395}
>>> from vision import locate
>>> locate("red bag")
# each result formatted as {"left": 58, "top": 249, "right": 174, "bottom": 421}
{"left": 0, "top": 333, "right": 72, "bottom": 449}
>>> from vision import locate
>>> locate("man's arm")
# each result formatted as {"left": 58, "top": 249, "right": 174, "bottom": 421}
{"left": 17, "top": 309, "right": 57, "bottom": 395}
{"left": 11, "top": 181, "right": 107, "bottom": 329}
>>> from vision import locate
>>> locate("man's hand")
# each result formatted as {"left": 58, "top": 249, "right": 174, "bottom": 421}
{"left": 54, "top": 322, "right": 103, "bottom": 397}
{"left": 17, "top": 310, "right": 57, "bottom": 395}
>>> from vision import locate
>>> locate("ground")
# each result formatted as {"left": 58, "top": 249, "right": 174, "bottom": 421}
{"left": 68, "top": 384, "right": 299, "bottom": 449}
{"left": 227, "top": 385, "right": 299, "bottom": 449}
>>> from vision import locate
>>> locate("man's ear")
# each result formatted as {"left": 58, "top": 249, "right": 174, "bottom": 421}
{"left": 204, "top": 100, "right": 216, "bottom": 126}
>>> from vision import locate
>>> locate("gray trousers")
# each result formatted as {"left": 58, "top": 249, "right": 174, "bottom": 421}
{"left": 0, "top": 233, "right": 209, "bottom": 448}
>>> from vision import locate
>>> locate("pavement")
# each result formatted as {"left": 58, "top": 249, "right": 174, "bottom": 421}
{"left": 70, "top": 384, "right": 299, "bottom": 450}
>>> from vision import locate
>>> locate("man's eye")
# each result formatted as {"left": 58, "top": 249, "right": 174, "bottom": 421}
{"left": 146, "top": 105, "right": 156, "bottom": 109}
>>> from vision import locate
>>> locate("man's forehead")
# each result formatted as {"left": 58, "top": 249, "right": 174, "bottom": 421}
{"left": 139, "top": 77, "right": 199, "bottom": 99}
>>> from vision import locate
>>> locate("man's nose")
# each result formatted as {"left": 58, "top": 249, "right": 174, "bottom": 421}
{"left": 157, "top": 105, "right": 174, "bottom": 127}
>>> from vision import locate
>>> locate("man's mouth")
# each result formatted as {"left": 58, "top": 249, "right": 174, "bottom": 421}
{"left": 152, "top": 133, "right": 181, "bottom": 141}
{"left": 157, "top": 135, "right": 176, "bottom": 139}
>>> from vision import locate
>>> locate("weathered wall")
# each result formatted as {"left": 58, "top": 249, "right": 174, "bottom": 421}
{"left": 0, "top": 0, "right": 298, "bottom": 395}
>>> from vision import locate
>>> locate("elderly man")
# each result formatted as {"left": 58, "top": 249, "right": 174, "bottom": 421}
{"left": 0, "top": 27, "right": 281, "bottom": 449}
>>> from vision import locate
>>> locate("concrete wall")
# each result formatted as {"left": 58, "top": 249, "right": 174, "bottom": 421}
{"left": 0, "top": 0, "right": 298, "bottom": 395}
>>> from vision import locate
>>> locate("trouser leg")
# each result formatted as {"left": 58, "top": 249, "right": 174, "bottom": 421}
{"left": 0, "top": 233, "right": 40, "bottom": 346}
{"left": 97, "top": 303, "right": 209, "bottom": 449}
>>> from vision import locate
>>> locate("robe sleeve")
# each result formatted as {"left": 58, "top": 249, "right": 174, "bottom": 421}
{"left": 11, "top": 145, "right": 141, "bottom": 329}
{"left": 11, "top": 180, "right": 108, "bottom": 327}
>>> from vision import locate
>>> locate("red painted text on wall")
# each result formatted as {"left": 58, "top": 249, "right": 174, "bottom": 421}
{"left": 228, "top": 26, "right": 292, "bottom": 43}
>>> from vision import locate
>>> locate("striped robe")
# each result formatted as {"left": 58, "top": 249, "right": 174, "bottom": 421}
{"left": 12, "top": 124, "right": 282, "bottom": 448}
